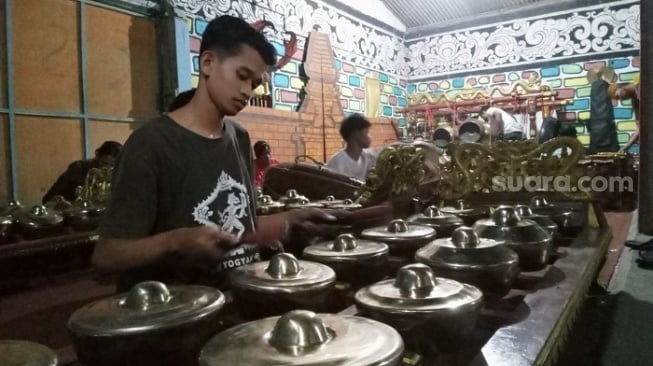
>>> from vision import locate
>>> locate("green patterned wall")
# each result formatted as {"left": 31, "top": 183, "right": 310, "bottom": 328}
{"left": 334, "top": 60, "right": 407, "bottom": 120}
{"left": 268, "top": 57, "right": 409, "bottom": 121}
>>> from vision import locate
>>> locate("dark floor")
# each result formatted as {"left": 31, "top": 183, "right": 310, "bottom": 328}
{"left": 558, "top": 210, "right": 653, "bottom": 366}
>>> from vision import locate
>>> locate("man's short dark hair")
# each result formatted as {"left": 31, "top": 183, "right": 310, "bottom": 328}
{"left": 200, "top": 15, "right": 277, "bottom": 67}
{"left": 253, "top": 140, "right": 270, "bottom": 156}
{"left": 559, "top": 125, "right": 578, "bottom": 138}
{"left": 339, "top": 114, "right": 371, "bottom": 141}
{"left": 168, "top": 88, "right": 196, "bottom": 112}
{"left": 96, "top": 141, "right": 122, "bottom": 158}
{"left": 479, "top": 105, "right": 490, "bottom": 114}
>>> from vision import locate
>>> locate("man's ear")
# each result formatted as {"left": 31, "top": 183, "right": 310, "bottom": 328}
{"left": 200, "top": 50, "right": 218, "bottom": 77}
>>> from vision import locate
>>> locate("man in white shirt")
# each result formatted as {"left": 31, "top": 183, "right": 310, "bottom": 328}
{"left": 327, "top": 114, "right": 378, "bottom": 181}
{"left": 480, "top": 105, "right": 525, "bottom": 141}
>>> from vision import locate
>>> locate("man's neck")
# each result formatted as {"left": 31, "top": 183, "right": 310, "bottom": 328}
{"left": 345, "top": 144, "right": 363, "bottom": 160}
{"left": 169, "top": 88, "right": 225, "bottom": 138}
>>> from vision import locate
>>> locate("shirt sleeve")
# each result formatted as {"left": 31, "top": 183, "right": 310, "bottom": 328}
{"left": 98, "top": 131, "right": 159, "bottom": 239}
{"left": 42, "top": 161, "right": 87, "bottom": 203}
{"left": 326, "top": 154, "right": 339, "bottom": 169}
{"left": 232, "top": 125, "right": 258, "bottom": 230}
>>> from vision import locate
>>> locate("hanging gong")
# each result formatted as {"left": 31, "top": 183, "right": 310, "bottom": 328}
{"left": 587, "top": 66, "right": 616, "bottom": 84}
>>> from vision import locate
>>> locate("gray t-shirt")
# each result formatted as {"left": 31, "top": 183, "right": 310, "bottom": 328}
{"left": 98, "top": 115, "right": 259, "bottom": 292}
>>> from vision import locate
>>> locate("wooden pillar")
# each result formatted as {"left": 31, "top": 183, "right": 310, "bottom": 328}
{"left": 639, "top": 0, "right": 652, "bottom": 234}
{"left": 155, "top": 1, "right": 178, "bottom": 112}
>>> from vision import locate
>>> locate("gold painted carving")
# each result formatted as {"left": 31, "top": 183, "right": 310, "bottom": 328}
{"left": 438, "top": 137, "right": 590, "bottom": 201}
{"left": 75, "top": 167, "right": 113, "bottom": 205}
{"left": 358, "top": 144, "right": 429, "bottom": 206}
{"left": 408, "top": 75, "right": 553, "bottom": 105}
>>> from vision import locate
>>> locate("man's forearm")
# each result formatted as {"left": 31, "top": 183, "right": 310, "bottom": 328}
{"left": 93, "top": 230, "right": 181, "bottom": 272}
{"left": 491, "top": 118, "right": 503, "bottom": 137}
{"left": 622, "top": 131, "right": 639, "bottom": 151}
{"left": 254, "top": 214, "right": 290, "bottom": 244}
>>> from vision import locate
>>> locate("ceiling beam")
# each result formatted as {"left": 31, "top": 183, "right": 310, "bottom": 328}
{"left": 85, "top": 0, "right": 163, "bottom": 17}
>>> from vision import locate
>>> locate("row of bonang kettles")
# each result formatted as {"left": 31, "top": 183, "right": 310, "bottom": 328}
{"left": 2, "top": 194, "right": 586, "bottom": 366}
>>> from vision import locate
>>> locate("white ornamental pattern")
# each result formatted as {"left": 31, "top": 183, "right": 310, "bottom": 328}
{"left": 406, "top": 2, "right": 640, "bottom": 78}
{"left": 172, "top": 0, "right": 410, "bottom": 76}
{"left": 172, "top": 0, "right": 639, "bottom": 80}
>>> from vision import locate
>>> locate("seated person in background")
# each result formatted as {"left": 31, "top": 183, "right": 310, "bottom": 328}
{"left": 168, "top": 88, "right": 197, "bottom": 112}
{"left": 513, "top": 109, "right": 559, "bottom": 143}
{"left": 559, "top": 125, "right": 578, "bottom": 138}
{"left": 555, "top": 125, "right": 581, "bottom": 155}
{"left": 538, "top": 116, "right": 561, "bottom": 144}
{"left": 253, "top": 140, "right": 279, "bottom": 187}
{"left": 535, "top": 109, "right": 558, "bottom": 132}
{"left": 480, "top": 105, "right": 524, "bottom": 141}
{"left": 327, "top": 114, "right": 377, "bottom": 181}
{"left": 43, "top": 141, "right": 122, "bottom": 203}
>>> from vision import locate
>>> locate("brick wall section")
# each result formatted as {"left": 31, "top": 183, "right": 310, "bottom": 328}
{"left": 369, "top": 117, "right": 401, "bottom": 146}
{"left": 233, "top": 108, "right": 312, "bottom": 163}
{"left": 234, "top": 108, "right": 398, "bottom": 163}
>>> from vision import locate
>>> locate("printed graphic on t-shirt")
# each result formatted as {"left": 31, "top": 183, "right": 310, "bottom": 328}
{"left": 192, "top": 171, "right": 251, "bottom": 240}
{"left": 217, "top": 244, "right": 260, "bottom": 271}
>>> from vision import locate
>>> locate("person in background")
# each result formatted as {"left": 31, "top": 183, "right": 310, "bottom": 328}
{"left": 559, "top": 125, "right": 578, "bottom": 138}
{"left": 168, "top": 88, "right": 196, "bottom": 112}
{"left": 610, "top": 74, "right": 641, "bottom": 152}
{"left": 546, "top": 124, "right": 579, "bottom": 157}
{"left": 455, "top": 112, "right": 469, "bottom": 125}
{"left": 526, "top": 108, "right": 559, "bottom": 140}
{"left": 535, "top": 109, "right": 558, "bottom": 133}
{"left": 253, "top": 140, "right": 279, "bottom": 187}
{"left": 327, "top": 114, "right": 377, "bottom": 181}
{"left": 92, "top": 15, "right": 337, "bottom": 293}
{"left": 538, "top": 116, "right": 561, "bottom": 144}
{"left": 480, "top": 105, "right": 524, "bottom": 141}
{"left": 42, "top": 141, "right": 122, "bottom": 203}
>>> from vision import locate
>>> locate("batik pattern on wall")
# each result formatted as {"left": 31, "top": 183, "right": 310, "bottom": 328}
{"left": 180, "top": 14, "right": 407, "bottom": 120}
{"left": 174, "top": 0, "right": 408, "bottom": 119}
{"left": 408, "top": 56, "right": 641, "bottom": 152}
{"left": 406, "top": 0, "right": 640, "bottom": 79}
{"left": 174, "top": 0, "right": 639, "bottom": 139}
{"left": 173, "top": 0, "right": 409, "bottom": 76}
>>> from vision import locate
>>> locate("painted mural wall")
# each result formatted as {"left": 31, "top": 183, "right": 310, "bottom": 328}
{"left": 171, "top": 0, "right": 640, "bottom": 151}
{"left": 173, "top": 0, "right": 409, "bottom": 122}
{"left": 405, "top": 0, "right": 641, "bottom": 151}
{"left": 408, "top": 56, "right": 640, "bottom": 152}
